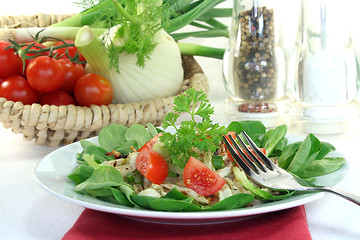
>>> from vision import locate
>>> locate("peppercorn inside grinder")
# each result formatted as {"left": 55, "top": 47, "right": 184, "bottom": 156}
{"left": 223, "top": 0, "right": 299, "bottom": 128}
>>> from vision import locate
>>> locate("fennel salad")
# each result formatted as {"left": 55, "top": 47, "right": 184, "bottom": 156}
{"left": 68, "top": 88, "right": 345, "bottom": 211}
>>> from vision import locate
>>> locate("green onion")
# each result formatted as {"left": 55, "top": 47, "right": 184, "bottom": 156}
{"left": 212, "top": 155, "right": 224, "bottom": 170}
{"left": 125, "top": 171, "right": 143, "bottom": 185}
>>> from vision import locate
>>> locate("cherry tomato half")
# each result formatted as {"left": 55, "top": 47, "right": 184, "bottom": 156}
{"left": 39, "top": 90, "right": 77, "bottom": 106}
{"left": 53, "top": 40, "right": 86, "bottom": 63}
{"left": 74, "top": 73, "right": 113, "bottom": 106}
{"left": 0, "top": 41, "right": 23, "bottom": 78}
{"left": 0, "top": 75, "right": 38, "bottom": 104}
{"left": 183, "top": 156, "right": 226, "bottom": 196}
{"left": 58, "top": 59, "right": 85, "bottom": 93}
{"left": 136, "top": 145, "right": 169, "bottom": 185}
{"left": 26, "top": 56, "right": 65, "bottom": 92}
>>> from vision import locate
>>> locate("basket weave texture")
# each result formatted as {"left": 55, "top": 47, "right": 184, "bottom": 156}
{"left": 0, "top": 14, "right": 209, "bottom": 146}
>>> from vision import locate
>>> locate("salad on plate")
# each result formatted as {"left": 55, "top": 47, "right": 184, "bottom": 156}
{"left": 67, "top": 88, "right": 345, "bottom": 212}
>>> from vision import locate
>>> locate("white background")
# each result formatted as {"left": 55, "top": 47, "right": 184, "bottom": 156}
{"left": 0, "top": 1, "right": 360, "bottom": 240}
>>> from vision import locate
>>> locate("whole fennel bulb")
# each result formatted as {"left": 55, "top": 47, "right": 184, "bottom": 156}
{"left": 75, "top": 26, "right": 184, "bottom": 104}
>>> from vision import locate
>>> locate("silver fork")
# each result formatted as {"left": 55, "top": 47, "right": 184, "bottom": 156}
{"left": 223, "top": 131, "right": 360, "bottom": 206}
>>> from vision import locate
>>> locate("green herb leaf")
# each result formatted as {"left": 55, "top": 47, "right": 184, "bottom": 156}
{"left": 161, "top": 88, "right": 227, "bottom": 168}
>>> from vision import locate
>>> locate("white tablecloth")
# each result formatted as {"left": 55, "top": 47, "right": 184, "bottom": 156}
{"left": 1, "top": 1, "right": 360, "bottom": 239}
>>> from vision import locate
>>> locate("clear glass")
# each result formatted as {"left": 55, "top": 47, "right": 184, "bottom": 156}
{"left": 223, "top": 0, "right": 301, "bottom": 127}
{"left": 294, "top": 0, "right": 359, "bottom": 134}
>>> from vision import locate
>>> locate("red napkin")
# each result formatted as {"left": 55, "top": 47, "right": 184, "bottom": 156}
{"left": 62, "top": 205, "right": 311, "bottom": 240}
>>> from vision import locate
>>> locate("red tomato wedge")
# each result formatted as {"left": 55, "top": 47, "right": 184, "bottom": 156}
{"left": 136, "top": 145, "right": 168, "bottom": 185}
{"left": 183, "top": 156, "right": 226, "bottom": 196}
{"left": 137, "top": 133, "right": 162, "bottom": 152}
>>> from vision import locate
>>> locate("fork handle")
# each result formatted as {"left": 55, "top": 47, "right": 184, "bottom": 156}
{"left": 311, "top": 187, "right": 360, "bottom": 206}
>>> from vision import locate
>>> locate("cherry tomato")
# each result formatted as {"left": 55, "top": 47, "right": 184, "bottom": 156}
{"left": 0, "top": 75, "right": 38, "bottom": 104}
{"left": 74, "top": 73, "right": 113, "bottom": 106}
{"left": 39, "top": 90, "right": 77, "bottom": 106}
{"left": 21, "top": 42, "right": 49, "bottom": 71}
{"left": 52, "top": 40, "right": 86, "bottom": 63}
{"left": 0, "top": 41, "right": 23, "bottom": 78}
{"left": 183, "top": 156, "right": 226, "bottom": 196}
{"left": 136, "top": 145, "right": 168, "bottom": 185}
{"left": 58, "top": 59, "right": 85, "bottom": 93}
{"left": 26, "top": 56, "right": 65, "bottom": 92}
{"left": 224, "top": 132, "right": 266, "bottom": 162}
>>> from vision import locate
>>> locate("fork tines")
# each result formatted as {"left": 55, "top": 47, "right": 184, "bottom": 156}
{"left": 223, "top": 131, "right": 274, "bottom": 175}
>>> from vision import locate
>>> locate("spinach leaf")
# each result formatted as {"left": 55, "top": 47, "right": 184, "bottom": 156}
{"left": 125, "top": 124, "right": 152, "bottom": 149}
{"left": 227, "top": 121, "right": 266, "bottom": 146}
{"left": 149, "top": 198, "right": 202, "bottom": 212}
{"left": 129, "top": 188, "right": 255, "bottom": 212}
{"left": 80, "top": 139, "right": 98, "bottom": 150}
{"left": 81, "top": 144, "right": 114, "bottom": 163}
{"left": 115, "top": 140, "right": 139, "bottom": 154}
{"left": 261, "top": 124, "right": 287, "bottom": 156}
{"left": 74, "top": 154, "right": 124, "bottom": 192}
{"left": 164, "top": 188, "right": 190, "bottom": 200}
{"left": 68, "top": 164, "right": 94, "bottom": 184}
{"left": 206, "top": 193, "right": 254, "bottom": 211}
{"left": 98, "top": 124, "right": 128, "bottom": 151}
{"left": 300, "top": 157, "right": 345, "bottom": 178}
{"left": 86, "top": 188, "right": 114, "bottom": 197}
{"left": 146, "top": 123, "right": 159, "bottom": 137}
{"left": 315, "top": 142, "right": 336, "bottom": 160}
{"left": 286, "top": 134, "right": 322, "bottom": 176}
{"left": 111, "top": 188, "right": 134, "bottom": 207}
{"left": 278, "top": 142, "right": 302, "bottom": 169}
{"left": 270, "top": 136, "right": 288, "bottom": 157}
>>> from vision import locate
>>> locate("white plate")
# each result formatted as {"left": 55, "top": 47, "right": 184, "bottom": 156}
{"left": 34, "top": 135, "right": 348, "bottom": 225}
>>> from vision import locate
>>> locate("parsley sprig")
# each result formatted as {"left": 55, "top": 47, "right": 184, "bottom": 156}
{"left": 160, "top": 88, "right": 227, "bottom": 169}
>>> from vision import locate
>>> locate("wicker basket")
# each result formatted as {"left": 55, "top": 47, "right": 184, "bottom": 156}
{"left": 0, "top": 14, "right": 209, "bottom": 146}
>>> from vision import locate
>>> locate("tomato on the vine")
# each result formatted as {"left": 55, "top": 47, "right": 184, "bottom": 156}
{"left": 39, "top": 90, "right": 77, "bottom": 106}
{"left": 183, "top": 156, "right": 226, "bottom": 196}
{"left": 0, "top": 75, "right": 38, "bottom": 105}
{"left": 0, "top": 41, "right": 23, "bottom": 78}
{"left": 136, "top": 145, "right": 168, "bottom": 185}
{"left": 52, "top": 40, "right": 86, "bottom": 63}
{"left": 58, "top": 59, "right": 85, "bottom": 93}
{"left": 26, "top": 56, "right": 65, "bottom": 92}
{"left": 21, "top": 42, "right": 49, "bottom": 71}
{"left": 74, "top": 73, "right": 113, "bottom": 106}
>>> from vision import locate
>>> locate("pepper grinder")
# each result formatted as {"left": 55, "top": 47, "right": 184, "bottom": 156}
{"left": 222, "top": 0, "right": 301, "bottom": 127}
